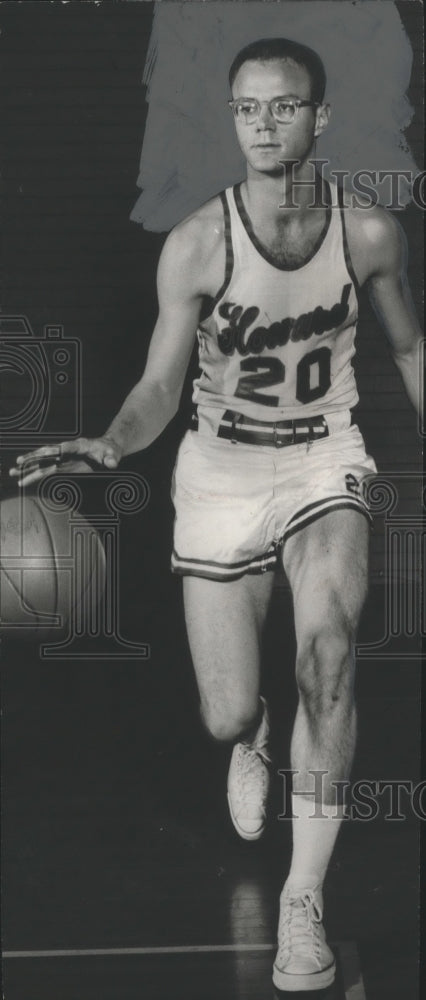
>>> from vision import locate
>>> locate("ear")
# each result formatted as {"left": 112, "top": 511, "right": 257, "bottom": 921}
{"left": 314, "top": 103, "right": 331, "bottom": 138}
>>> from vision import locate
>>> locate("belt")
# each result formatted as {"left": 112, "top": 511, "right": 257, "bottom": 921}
{"left": 190, "top": 408, "right": 330, "bottom": 447}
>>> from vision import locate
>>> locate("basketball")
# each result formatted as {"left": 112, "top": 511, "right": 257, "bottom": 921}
{"left": 0, "top": 494, "right": 106, "bottom": 640}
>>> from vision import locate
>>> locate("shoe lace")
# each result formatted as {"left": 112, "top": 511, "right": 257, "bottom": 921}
{"left": 235, "top": 743, "right": 270, "bottom": 803}
{"left": 277, "top": 890, "right": 323, "bottom": 963}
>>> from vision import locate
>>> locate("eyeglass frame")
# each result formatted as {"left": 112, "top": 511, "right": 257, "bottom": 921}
{"left": 228, "top": 96, "right": 320, "bottom": 125}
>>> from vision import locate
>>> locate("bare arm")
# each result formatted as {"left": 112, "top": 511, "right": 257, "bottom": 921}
{"left": 104, "top": 223, "right": 204, "bottom": 455}
{"left": 10, "top": 217, "right": 208, "bottom": 484}
{"left": 364, "top": 210, "right": 423, "bottom": 415}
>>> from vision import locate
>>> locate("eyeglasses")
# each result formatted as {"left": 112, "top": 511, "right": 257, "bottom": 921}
{"left": 228, "top": 97, "right": 319, "bottom": 125}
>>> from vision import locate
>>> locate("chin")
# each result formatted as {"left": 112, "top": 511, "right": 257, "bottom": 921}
{"left": 251, "top": 159, "right": 285, "bottom": 177}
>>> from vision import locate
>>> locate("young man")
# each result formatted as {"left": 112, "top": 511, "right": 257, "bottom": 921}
{"left": 11, "top": 38, "right": 422, "bottom": 993}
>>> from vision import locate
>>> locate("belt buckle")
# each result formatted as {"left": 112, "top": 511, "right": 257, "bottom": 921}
{"left": 308, "top": 416, "right": 328, "bottom": 443}
{"left": 273, "top": 423, "right": 277, "bottom": 447}
{"left": 306, "top": 419, "right": 314, "bottom": 444}
{"left": 273, "top": 421, "right": 291, "bottom": 448}
{"left": 231, "top": 411, "right": 242, "bottom": 444}
{"left": 316, "top": 416, "right": 328, "bottom": 439}
{"left": 273, "top": 422, "right": 283, "bottom": 448}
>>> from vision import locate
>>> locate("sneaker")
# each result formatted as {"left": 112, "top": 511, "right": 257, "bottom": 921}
{"left": 227, "top": 697, "right": 270, "bottom": 841}
{"left": 272, "top": 882, "right": 336, "bottom": 992}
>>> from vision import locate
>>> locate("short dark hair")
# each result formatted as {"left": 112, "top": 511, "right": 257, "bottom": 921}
{"left": 229, "top": 37, "right": 326, "bottom": 103}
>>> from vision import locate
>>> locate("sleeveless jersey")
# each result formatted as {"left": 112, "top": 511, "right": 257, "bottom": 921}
{"left": 192, "top": 179, "right": 360, "bottom": 420}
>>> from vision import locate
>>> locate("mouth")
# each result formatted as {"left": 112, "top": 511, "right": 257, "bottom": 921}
{"left": 252, "top": 143, "right": 280, "bottom": 149}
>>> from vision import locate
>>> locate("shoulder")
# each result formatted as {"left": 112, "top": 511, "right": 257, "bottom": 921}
{"left": 158, "top": 193, "right": 226, "bottom": 288}
{"left": 156, "top": 192, "right": 229, "bottom": 299}
{"left": 342, "top": 200, "right": 407, "bottom": 280}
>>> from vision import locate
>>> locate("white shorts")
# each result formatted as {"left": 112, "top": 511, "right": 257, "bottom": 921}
{"left": 171, "top": 408, "right": 377, "bottom": 581}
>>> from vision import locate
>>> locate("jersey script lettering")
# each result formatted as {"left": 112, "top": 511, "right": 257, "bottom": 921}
{"left": 217, "top": 283, "right": 352, "bottom": 357}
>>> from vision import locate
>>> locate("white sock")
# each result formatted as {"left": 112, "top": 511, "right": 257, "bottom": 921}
{"left": 244, "top": 696, "right": 268, "bottom": 749}
{"left": 287, "top": 793, "right": 346, "bottom": 891}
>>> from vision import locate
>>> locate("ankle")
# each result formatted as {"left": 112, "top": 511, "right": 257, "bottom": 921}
{"left": 240, "top": 697, "right": 267, "bottom": 746}
{"left": 285, "top": 875, "right": 323, "bottom": 893}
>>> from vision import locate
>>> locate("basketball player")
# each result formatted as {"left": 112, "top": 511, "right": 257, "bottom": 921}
{"left": 11, "top": 39, "right": 422, "bottom": 992}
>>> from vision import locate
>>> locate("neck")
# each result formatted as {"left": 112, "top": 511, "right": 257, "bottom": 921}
{"left": 245, "top": 157, "right": 324, "bottom": 224}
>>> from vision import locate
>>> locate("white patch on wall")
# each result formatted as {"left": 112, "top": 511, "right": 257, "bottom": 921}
{"left": 130, "top": 1, "right": 418, "bottom": 231}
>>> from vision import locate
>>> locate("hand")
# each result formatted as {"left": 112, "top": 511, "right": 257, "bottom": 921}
{"left": 9, "top": 436, "right": 122, "bottom": 487}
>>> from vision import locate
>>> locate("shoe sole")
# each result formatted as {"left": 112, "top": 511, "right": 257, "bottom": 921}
{"left": 272, "top": 958, "right": 336, "bottom": 992}
{"left": 227, "top": 792, "right": 265, "bottom": 841}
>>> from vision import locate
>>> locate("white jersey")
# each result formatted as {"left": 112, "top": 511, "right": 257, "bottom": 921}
{"left": 192, "top": 179, "right": 360, "bottom": 420}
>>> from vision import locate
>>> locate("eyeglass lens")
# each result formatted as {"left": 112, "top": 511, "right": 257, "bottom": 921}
{"left": 234, "top": 99, "right": 298, "bottom": 123}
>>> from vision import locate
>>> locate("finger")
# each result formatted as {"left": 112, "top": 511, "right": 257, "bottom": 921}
{"left": 10, "top": 457, "right": 61, "bottom": 478}
{"left": 10, "top": 457, "right": 88, "bottom": 479}
{"left": 15, "top": 446, "right": 60, "bottom": 466}
{"left": 84, "top": 442, "right": 119, "bottom": 467}
{"left": 15, "top": 453, "right": 62, "bottom": 470}
{"left": 15, "top": 439, "right": 91, "bottom": 466}
{"left": 9, "top": 465, "right": 33, "bottom": 477}
{"left": 14, "top": 438, "right": 119, "bottom": 471}
{"left": 9, "top": 451, "right": 110, "bottom": 477}
{"left": 14, "top": 464, "right": 59, "bottom": 488}
{"left": 102, "top": 452, "right": 118, "bottom": 467}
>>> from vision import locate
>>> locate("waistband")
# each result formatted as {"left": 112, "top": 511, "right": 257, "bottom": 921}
{"left": 189, "top": 406, "right": 353, "bottom": 447}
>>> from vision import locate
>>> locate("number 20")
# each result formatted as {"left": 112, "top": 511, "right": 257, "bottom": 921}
{"left": 235, "top": 346, "right": 332, "bottom": 406}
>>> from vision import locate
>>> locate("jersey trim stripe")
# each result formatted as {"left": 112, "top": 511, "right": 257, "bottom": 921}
{"left": 338, "top": 185, "right": 361, "bottom": 294}
{"left": 208, "top": 190, "right": 234, "bottom": 313}
{"left": 233, "top": 178, "right": 333, "bottom": 272}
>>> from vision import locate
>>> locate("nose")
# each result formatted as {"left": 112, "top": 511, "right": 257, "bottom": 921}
{"left": 256, "top": 103, "right": 276, "bottom": 131}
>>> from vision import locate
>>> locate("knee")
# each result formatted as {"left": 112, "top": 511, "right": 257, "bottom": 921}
{"left": 201, "top": 700, "right": 259, "bottom": 743}
{"left": 296, "top": 626, "right": 354, "bottom": 712}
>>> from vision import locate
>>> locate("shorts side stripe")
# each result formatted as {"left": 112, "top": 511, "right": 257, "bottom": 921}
{"left": 171, "top": 548, "right": 278, "bottom": 571}
{"left": 171, "top": 563, "right": 277, "bottom": 582}
{"left": 284, "top": 499, "right": 372, "bottom": 542}
{"left": 171, "top": 548, "right": 277, "bottom": 580}
{"left": 286, "top": 493, "right": 370, "bottom": 528}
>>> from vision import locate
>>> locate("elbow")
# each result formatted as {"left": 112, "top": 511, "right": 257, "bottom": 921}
{"left": 148, "top": 378, "right": 182, "bottom": 414}
{"left": 391, "top": 349, "right": 408, "bottom": 369}
{"left": 392, "top": 339, "right": 422, "bottom": 367}
{"left": 168, "top": 393, "right": 181, "bottom": 420}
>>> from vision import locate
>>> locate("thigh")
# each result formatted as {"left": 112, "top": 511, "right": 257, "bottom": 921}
{"left": 282, "top": 508, "right": 369, "bottom": 640}
{"left": 183, "top": 571, "right": 274, "bottom": 712}
{"left": 172, "top": 432, "right": 277, "bottom": 579}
